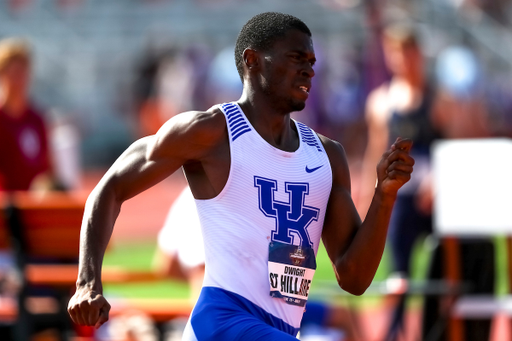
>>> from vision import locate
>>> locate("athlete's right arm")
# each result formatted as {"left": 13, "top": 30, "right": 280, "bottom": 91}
{"left": 67, "top": 109, "right": 225, "bottom": 328}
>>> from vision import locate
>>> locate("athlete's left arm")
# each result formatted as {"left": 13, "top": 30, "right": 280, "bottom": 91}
{"left": 320, "top": 136, "right": 414, "bottom": 295}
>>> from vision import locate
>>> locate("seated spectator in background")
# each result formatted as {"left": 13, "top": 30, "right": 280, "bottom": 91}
{"left": 0, "top": 38, "right": 68, "bottom": 339}
{"left": 0, "top": 38, "right": 62, "bottom": 192}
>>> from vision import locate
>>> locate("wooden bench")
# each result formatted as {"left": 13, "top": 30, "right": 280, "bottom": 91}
{"left": 0, "top": 191, "right": 193, "bottom": 339}
{"left": 0, "top": 191, "right": 85, "bottom": 260}
{"left": 0, "top": 191, "right": 86, "bottom": 341}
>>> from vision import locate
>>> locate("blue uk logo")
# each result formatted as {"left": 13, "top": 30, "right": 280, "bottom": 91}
{"left": 254, "top": 176, "right": 319, "bottom": 247}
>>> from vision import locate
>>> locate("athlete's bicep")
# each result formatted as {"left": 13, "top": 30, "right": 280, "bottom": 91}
{"left": 322, "top": 184, "right": 361, "bottom": 266}
{"left": 98, "top": 111, "right": 216, "bottom": 202}
{"left": 99, "top": 135, "right": 184, "bottom": 203}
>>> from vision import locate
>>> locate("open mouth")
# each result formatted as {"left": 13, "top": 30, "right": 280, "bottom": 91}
{"left": 299, "top": 86, "right": 309, "bottom": 94}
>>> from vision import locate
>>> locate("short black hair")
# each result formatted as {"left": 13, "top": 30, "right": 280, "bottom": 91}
{"left": 234, "top": 12, "right": 311, "bottom": 82}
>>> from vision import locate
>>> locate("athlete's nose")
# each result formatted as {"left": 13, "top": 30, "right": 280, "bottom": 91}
{"left": 302, "top": 63, "right": 315, "bottom": 78}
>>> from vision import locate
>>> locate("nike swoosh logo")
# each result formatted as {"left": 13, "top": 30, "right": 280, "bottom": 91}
{"left": 305, "top": 165, "right": 324, "bottom": 173}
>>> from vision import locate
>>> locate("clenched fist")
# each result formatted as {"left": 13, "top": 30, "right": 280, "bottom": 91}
{"left": 68, "top": 286, "right": 110, "bottom": 329}
{"left": 376, "top": 137, "right": 415, "bottom": 195}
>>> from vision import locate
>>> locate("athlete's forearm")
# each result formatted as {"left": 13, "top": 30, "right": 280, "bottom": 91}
{"left": 76, "top": 182, "right": 121, "bottom": 293}
{"left": 68, "top": 181, "right": 118, "bottom": 328}
{"left": 335, "top": 188, "right": 396, "bottom": 295}
{"left": 359, "top": 186, "right": 396, "bottom": 271}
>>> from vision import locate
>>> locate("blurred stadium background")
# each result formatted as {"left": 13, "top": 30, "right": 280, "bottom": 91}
{"left": 3, "top": 0, "right": 512, "bottom": 167}
{"left": 2, "top": 0, "right": 512, "bottom": 340}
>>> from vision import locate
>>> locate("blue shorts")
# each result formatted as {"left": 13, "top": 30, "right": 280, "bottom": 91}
{"left": 184, "top": 286, "right": 300, "bottom": 340}
{"left": 301, "top": 301, "right": 329, "bottom": 327}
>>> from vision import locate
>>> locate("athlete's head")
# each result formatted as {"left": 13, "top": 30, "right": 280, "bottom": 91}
{"left": 235, "top": 12, "right": 315, "bottom": 112}
{"left": 234, "top": 12, "right": 312, "bottom": 83}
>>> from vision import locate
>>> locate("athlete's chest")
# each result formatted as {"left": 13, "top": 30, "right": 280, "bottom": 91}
{"left": 231, "top": 137, "right": 331, "bottom": 246}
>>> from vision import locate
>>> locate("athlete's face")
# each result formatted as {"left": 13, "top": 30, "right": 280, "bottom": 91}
{"left": 259, "top": 29, "right": 316, "bottom": 112}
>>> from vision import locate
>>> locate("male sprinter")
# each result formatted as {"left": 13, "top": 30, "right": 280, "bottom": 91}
{"left": 68, "top": 12, "right": 414, "bottom": 340}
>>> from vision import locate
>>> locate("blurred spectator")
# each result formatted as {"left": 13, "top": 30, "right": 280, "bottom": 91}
{"left": 359, "top": 22, "right": 441, "bottom": 341}
{"left": 203, "top": 46, "right": 242, "bottom": 107}
{"left": 360, "top": 23, "right": 495, "bottom": 339}
{"left": 8, "top": 0, "right": 31, "bottom": 12}
{"left": 422, "top": 44, "right": 495, "bottom": 341}
{"left": 0, "top": 37, "right": 81, "bottom": 341}
{"left": 134, "top": 44, "right": 211, "bottom": 137}
{"left": 315, "top": 39, "right": 366, "bottom": 158}
{"left": 134, "top": 46, "right": 193, "bottom": 136}
{"left": 48, "top": 108, "right": 82, "bottom": 190}
{"left": 0, "top": 38, "right": 64, "bottom": 192}
{"left": 153, "top": 186, "right": 205, "bottom": 303}
{"left": 431, "top": 45, "right": 490, "bottom": 139}
{"left": 447, "top": 0, "right": 512, "bottom": 24}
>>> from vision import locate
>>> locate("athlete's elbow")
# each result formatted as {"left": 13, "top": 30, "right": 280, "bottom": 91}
{"left": 340, "top": 280, "right": 370, "bottom": 296}
{"left": 86, "top": 176, "right": 124, "bottom": 214}
{"left": 337, "top": 276, "right": 371, "bottom": 296}
{"left": 335, "top": 261, "right": 371, "bottom": 296}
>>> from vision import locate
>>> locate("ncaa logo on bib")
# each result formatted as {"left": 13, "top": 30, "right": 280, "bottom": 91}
{"left": 254, "top": 176, "right": 319, "bottom": 247}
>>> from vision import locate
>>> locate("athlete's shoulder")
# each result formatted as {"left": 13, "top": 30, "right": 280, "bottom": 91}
{"left": 179, "top": 105, "right": 225, "bottom": 126}
{"left": 159, "top": 105, "right": 226, "bottom": 139}
{"left": 317, "top": 134, "right": 346, "bottom": 160}
{"left": 149, "top": 105, "right": 227, "bottom": 161}
{"left": 317, "top": 134, "right": 350, "bottom": 186}
{"left": 182, "top": 105, "right": 227, "bottom": 138}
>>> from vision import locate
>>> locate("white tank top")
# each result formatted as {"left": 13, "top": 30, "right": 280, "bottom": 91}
{"left": 194, "top": 102, "right": 333, "bottom": 328}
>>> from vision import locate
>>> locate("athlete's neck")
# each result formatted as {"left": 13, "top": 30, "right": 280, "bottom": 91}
{"left": 237, "top": 93, "right": 299, "bottom": 153}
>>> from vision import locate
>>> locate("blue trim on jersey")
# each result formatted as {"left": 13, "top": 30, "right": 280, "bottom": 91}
{"left": 296, "top": 122, "right": 322, "bottom": 152}
{"left": 221, "top": 103, "right": 251, "bottom": 141}
{"left": 190, "top": 287, "right": 300, "bottom": 340}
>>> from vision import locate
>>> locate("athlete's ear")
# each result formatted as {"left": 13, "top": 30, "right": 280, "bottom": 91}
{"left": 243, "top": 48, "right": 259, "bottom": 71}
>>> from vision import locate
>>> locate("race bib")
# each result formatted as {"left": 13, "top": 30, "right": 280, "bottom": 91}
{"left": 268, "top": 241, "right": 316, "bottom": 307}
